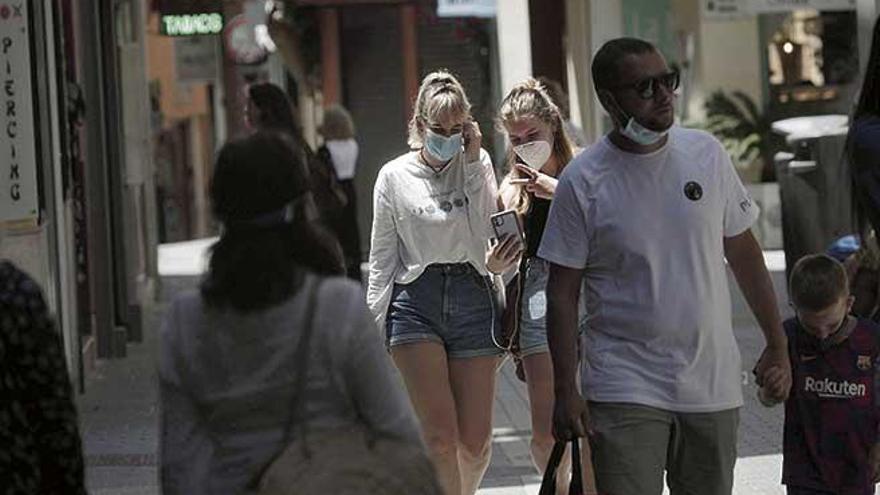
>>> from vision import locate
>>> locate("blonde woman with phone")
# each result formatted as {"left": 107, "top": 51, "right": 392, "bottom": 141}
{"left": 496, "top": 78, "right": 595, "bottom": 494}
{"left": 367, "top": 70, "right": 520, "bottom": 495}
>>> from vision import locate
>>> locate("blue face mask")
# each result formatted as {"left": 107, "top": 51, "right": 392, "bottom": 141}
{"left": 424, "top": 129, "right": 463, "bottom": 162}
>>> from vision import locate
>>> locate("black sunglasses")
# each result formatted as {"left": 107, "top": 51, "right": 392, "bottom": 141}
{"left": 612, "top": 70, "right": 681, "bottom": 100}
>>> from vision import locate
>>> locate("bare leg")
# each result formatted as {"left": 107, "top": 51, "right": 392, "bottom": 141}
{"left": 523, "top": 351, "right": 571, "bottom": 494}
{"left": 449, "top": 356, "right": 499, "bottom": 495}
{"left": 580, "top": 438, "right": 598, "bottom": 495}
{"left": 392, "top": 342, "right": 462, "bottom": 495}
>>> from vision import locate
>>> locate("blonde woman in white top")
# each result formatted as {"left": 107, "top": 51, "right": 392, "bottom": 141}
{"left": 368, "top": 70, "right": 521, "bottom": 495}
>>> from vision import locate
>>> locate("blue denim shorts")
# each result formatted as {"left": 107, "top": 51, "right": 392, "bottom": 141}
{"left": 387, "top": 263, "right": 504, "bottom": 359}
{"left": 519, "top": 257, "right": 588, "bottom": 357}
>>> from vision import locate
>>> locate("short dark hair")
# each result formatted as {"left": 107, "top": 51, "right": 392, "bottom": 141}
{"left": 789, "top": 254, "right": 849, "bottom": 312}
{"left": 591, "top": 38, "right": 657, "bottom": 92}
{"left": 201, "top": 132, "right": 344, "bottom": 312}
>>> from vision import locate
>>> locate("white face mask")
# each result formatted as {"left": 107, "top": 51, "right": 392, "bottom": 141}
{"left": 513, "top": 140, "right": 552, "bottom": 169}
{"left": 607, "top": 92, "right": 671, "bottom": 147}
{"left": 620, "top": 117, "right": 669, "bottom": 146}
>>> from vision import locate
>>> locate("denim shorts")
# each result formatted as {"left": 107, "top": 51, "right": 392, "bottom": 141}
{"left": 519, "top": 257, "right": 588, "bottom": 357}
{"left": 387, "top": 263, "right": 504, "bottom": 359}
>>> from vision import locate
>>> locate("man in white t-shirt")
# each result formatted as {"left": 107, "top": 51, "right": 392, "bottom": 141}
{"left": 540, "top": 38, "right": 792, "bottom": 495}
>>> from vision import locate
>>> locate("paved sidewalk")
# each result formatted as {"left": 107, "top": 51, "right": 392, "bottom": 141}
{"left": 479, "top": 324, "right": 788, "bottom": 495}
{"left": 77, "top": 276, "right": 197, "bottom": 494}
{"left": 74, "top": 241, "right": 814, "bottom": 494}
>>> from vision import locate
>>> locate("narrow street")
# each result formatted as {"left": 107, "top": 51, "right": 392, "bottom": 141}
{"left": 2, "top": 2, "right": 874, "bottom": 494}
{"left": 76, "top": 240, "right": 806, "bottom": 494}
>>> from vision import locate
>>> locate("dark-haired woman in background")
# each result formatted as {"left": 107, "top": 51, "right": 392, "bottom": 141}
{"left": 245, "top": 82, "right": 348, "bottom": 239}
{"left": 159, "top": 132, "right": 423, "bottom": 494}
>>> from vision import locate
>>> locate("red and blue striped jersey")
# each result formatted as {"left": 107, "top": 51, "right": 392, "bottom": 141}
{"left": 782, "top": 317, "right": 880, "bottom": 494}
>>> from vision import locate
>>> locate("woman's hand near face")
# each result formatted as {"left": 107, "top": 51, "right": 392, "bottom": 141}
{"left": 509, "top": 163, "right": 557, "bottom": 199}
{"left": 463, "top": 120, "right": 483, "bottom": 163}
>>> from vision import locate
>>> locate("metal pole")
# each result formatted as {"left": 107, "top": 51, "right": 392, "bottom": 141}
{"left": 222, "top": 0, "right": 246, "bottom": 140}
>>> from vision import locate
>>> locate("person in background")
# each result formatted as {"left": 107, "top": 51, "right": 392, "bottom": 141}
{"left": 160, "top": 132, "right": 423, "bottom": 494}
{"left": 367, "top": 70, "right": 519, "bottom": 495}
{"left": 536, "top": 76, "right": 588, "bottom": 148}
{"left": 846, "top": 16, "right": 880, "bottom": 328}
{"left": 318, "top": 104, "right": 364, "bottom": 281}
{"left": 849, "top": 16, "right": 880, "bottom": 238}
{"left": 758, "top": 254, "right": 880, "bottom": 495}
{"left": 245, "top": 82, "right": 347, "bottom": 235}
{"left": 0, "top": 255, "right": 86, "bottom": 494}
{"left": 495, "top": 78, "right": 594, "bottom": 493}
{"left": 844, "top": 233, "right": 880, "bottom": 320}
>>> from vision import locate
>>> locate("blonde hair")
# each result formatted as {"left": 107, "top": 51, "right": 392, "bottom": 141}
{"left": 407, "top": 70, "right": 471, "bottom": 149}
{"left": 497, "top": 78, "right": 574, "bottom": 215}
{"left": 319, "top": 104, "right": 356, "bottom": 140}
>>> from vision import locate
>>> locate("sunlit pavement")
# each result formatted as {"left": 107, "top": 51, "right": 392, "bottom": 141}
{"left": 76, "top": 238, "right": 853, "bottom": 494}
{"left": 481, "top": 326, "right": 787, "bottom": 495}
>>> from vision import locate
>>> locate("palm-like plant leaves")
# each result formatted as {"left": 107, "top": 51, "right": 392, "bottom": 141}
{"left": 692, "top": 90, "right": 772, "bottom": 178}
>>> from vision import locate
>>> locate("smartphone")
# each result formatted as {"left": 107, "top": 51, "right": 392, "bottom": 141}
{"left": 491, "top": 209, "right": 523, "bottom": 241}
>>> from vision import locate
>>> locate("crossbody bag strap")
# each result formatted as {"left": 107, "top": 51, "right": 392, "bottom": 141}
{"left": 282, "top": 276, "right": 323, "bottom": 455}
{"left": 248, "top": 275, "right": 324, "bottom": 488}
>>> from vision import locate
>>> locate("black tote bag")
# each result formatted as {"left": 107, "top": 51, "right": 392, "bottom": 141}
{"left": 539, "top": 439, "right": 584, "bottom": 495}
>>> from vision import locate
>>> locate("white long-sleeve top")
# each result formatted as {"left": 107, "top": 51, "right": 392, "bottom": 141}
{"left": 160, "top": 275, "right": 423, "bottom": 494}
{"left": 367, "top": 149, "right": 498, "bottom": 329}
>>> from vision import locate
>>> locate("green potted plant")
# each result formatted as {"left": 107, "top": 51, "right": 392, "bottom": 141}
{"left": 698, "top": 90, "right": 776, "bottom": 182}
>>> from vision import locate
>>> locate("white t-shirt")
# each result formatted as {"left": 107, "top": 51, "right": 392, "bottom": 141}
{"left": 538, "top": 127, "right": 759, "bottom": 412}
{"left": 325, "top": 138, "right": 359, "bottom": 180}
{"left": 367, "top": 149, "right": 498, "bottom": 329}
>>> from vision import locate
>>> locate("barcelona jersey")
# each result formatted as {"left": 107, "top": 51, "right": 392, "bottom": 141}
{"left": 782, "top": 317, "right": 880, "bottom": 494}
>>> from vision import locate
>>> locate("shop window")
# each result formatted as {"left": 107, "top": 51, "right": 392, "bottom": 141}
{"left": 766, "top": 9, "right": 857, "bottom": 104}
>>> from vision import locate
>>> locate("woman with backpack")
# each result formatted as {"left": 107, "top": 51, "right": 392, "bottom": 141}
{"left": 159, "top": 132, "right": 438, "bottom": 494}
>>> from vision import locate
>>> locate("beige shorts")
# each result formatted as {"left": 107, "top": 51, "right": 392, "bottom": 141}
{"left": 587, "top": 402, "right": 740, "bottom": 495}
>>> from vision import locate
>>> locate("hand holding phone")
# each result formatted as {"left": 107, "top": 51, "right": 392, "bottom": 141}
{"left": 491, "top": 209, "right": 523, "bottom": 241}
{"left": 488, "top": 210, "right": 523, "bottom": 274}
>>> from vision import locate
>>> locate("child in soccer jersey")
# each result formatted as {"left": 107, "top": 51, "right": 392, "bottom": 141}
{"left": 758, "top": 254, "right": 880, "bottom": 495}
